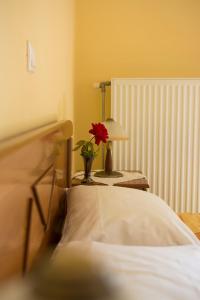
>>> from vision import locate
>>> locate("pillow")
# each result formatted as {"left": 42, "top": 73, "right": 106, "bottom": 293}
{"left": 62, "top": 186, "right": 199, "bottom": 246}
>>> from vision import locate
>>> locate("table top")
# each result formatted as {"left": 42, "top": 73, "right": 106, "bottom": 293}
{"left": 72, "top": 170, "right": 149, "bottom": 190}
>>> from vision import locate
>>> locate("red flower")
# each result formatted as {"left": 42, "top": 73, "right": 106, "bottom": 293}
{"left": 89, "top": 123, "right": 109, "bottom": 145}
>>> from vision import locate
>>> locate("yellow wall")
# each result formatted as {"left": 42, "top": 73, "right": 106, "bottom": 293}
{"left": 74, "top": 0, "right": 200, "bottom": 170}
{"left": 0, "top": 0, "right": 75, "bottom": 140}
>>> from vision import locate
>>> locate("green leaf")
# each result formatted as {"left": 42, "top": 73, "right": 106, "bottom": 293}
{"left": 76, "top": 140, "right": 86, "bottom": 146}
{"left": 73, "top": 144, "right": 82, "bottom": 151}
{"left": 81, "top": 150, "right": 94, "bottom": 158}
{"left": 73, "top": 140, "right": 86, "bottom": 151}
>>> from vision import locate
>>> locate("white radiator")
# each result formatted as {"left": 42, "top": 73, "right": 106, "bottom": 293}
{"left": 111, "top": 78, "right": 200, "bottom": 213}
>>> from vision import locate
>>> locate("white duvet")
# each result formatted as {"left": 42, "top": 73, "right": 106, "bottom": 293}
{"left": 57, "top": 241, "right": 200, "bottom": 300}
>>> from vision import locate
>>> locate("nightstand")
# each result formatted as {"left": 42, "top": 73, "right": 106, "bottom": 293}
{"left": 72, "top": 171, "right": 150, "bottom": 191}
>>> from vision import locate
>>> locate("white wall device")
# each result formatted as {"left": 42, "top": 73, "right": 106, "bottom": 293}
{"left": 27, "top": 41, "right": 36, "bottom": 72}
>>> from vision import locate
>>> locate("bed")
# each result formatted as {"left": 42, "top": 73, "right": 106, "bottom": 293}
{"left": 0, "top": 120, "right": 200, "bottom": 300}
{"left": 52, "top": 185, "right": 200, "bottom": 300}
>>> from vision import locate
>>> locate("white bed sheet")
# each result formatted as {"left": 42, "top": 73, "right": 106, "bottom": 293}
{"left": 57, "top": 241, "right": 200, "bottom": 300}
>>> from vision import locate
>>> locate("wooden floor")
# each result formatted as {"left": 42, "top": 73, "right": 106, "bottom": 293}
{"left": 179, "top": 213, "right": 200, "bottom": 240}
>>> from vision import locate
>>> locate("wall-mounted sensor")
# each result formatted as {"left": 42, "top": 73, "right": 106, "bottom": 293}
{"left": 27, "top": 41, "right": 36, "bottom": 72}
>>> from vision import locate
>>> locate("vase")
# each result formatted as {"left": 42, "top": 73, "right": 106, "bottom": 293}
{"left": 81, "top": 155, "right": 94, "bottom": 184}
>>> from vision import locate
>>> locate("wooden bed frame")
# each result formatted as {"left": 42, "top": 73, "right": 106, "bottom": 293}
{"left": 0, "top": 121, "right": 73, "bottom": 281}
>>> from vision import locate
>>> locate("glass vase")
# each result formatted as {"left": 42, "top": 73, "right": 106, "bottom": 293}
{"left": 81, "top": 155, "right": 94, "bottom": 184}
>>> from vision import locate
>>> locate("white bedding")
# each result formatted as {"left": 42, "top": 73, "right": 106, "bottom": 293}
{"left": 63, "top": 186, "right": 199, "bottom": 246}
{"left": 57, "top": 241, "right": 200, "bottom": 300}
{"left": 58, "top": 186, "right": 200, "bottom": 299}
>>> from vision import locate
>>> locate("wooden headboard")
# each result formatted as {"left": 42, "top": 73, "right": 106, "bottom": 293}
{"left": 0, "top": 121, "right": 73, "bottom": 281}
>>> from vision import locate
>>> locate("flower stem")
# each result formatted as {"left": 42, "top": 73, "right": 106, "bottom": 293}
{"left": 89, "top": 136, "right": 95, "bottom": 143}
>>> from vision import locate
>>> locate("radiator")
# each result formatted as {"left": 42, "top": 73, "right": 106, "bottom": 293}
{"left": 111, "top": 78, "right": 200, "bottom": 213}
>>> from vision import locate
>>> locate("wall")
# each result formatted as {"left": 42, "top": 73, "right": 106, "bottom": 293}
{"left": 0, "top": 0, "right": 75, "bottom": 140}
{"left": 74, "top": 0, "right": 200, "bottom": 170}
